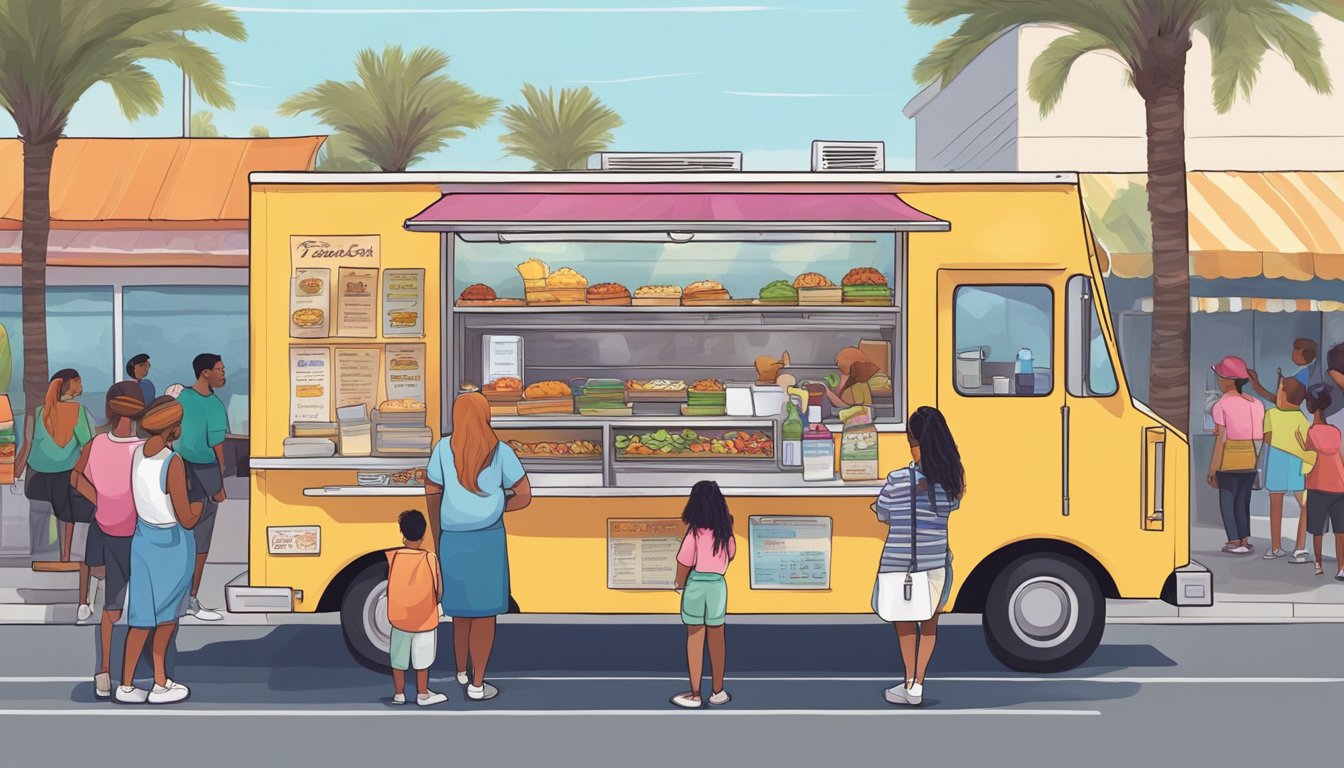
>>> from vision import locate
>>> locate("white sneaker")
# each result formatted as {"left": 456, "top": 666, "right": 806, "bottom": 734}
{"left": 76, "top": 604, "right": 93, "bottom": 623}
{"left": 391, "top": 693, "right": 406, "bottom": 705}
{"left": 670, "top": 691, "right": 702, "bottom": 708}
{"left": 147, "top": 679, "right": 190, "bottom": 705}
{"left": 708, "top": 690, "right": 731, "bottom": 706}
{"left": 456, "top": 671, "right": 469, "bottom": 686}
{"left": 418, "top": 691, "right": 448, "bottom": 706}
{"left": 114, "top": 686, "right": 148, "bottom": 704}
{"left": 94, "top": 673, "right": 111, "bottom": 699}
{"left": 884, "top": 682, "right": 923, "bottom": 706}
{"left": 187, "top": 598, "right": 222, "bottom": 622}
{"left": 466, "top": 682, "right": 498, "bottom": 701}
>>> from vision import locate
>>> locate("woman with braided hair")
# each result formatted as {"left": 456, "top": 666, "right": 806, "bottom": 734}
{"left": 114, "top": 396, "right": 203, "bottom": 705}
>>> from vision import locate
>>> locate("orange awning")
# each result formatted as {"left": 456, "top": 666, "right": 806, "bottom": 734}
{"left": 0, "top": 137, "right": 323, "bottom": 230}
{"left": 1081, "top": 172, "right": 1344, "bottom": 281}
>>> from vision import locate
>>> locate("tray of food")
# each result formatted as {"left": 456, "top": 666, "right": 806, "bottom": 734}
{"left": 482, "top": 376, "right": 524, "bottom": 403}
{"left": 456, "top": 284, "right": 527, "bottom": 306}
{"left": 586, "top": 283, "right": 632, "bottom": 306}
{"left": 841, "top": 268, "right": 893, "bottom": 306}
{"left": 625, "top": 379, "right": 688, "bottom": 401}
{"left": 519, "top": 380, "right": 575, "bottom": 414}
{"left": 632, "top": 285, "right": 682, "bottom": 306}
{"left": 615, "top": 429, "right": 774, "bottom": 459}
{"left": 793, "top": 272, "right": 843, "bottom": 305}
{"left": 519, "top": 259, "right": 589, "bottom": 305}
{"left": 682, "top": 378, "right": 727, "bottom": 415}
{"left": 681, "top": 280, "right": 732, "bottom": 305}
{"left": 506, "top": 439, "right": 601, "bottom": 458}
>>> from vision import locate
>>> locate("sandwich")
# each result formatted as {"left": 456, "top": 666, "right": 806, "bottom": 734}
{"left": 389, "top": 356, "right": 419, "bottom": 371}
{"left": 0, "top": 443, "right": 15, "bottom": 460}
{"left": 792, "top": 272, "right": 834, "bottom": 288}
{"left": 291, "top": 308, "right": 324, "bottom": 327}
{"left": 586, "top": 282, "right": 631, "bottom": 302}
{"left": 458, "top": 284, "right": 497, "bottom": 302}
{"left": 841, "top": 267, "right": 890, "bottom": 299}
{"left": 389, "top": 311, "right": 418, "bottom": 328}
{"left": 758, "top": 280, "right": 798, "bottom": 303}
{"left": 524, "top": 380, "right": 572, "bottom": 399}
{"left": 683, "top": 279, "right": 726, "bottom": 298}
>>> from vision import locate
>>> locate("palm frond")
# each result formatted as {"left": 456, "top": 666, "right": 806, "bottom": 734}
{"left": 100, "top": 62, "right": 163, "bottom": 121}
{"left": 1205, "top": 1, "right": 1331, "bottom": 113}
{"left": 1027, "top": 29, "right": 1118, "bottom": 116}
{"left": 499, "top": 84, "right": 623, "bottom": 170}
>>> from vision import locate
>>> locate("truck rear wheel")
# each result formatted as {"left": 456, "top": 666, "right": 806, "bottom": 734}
{"left": 982, "top": 553, "right": 1104, "bottom": 672}
{"left": 340, "top": 561, "right": 392, "bottom": 673}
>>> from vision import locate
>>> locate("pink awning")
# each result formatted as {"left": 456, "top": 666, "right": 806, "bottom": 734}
{"left": 404, "top": 192, "right": 948, "bottom": 233}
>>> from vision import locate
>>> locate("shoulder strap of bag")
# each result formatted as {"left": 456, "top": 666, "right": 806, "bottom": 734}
{"left": 907, "top": 466, "right": 917, "bottom": 575}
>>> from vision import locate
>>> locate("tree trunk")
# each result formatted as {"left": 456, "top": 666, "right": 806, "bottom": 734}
{"left": 1137, "top": 54, "right": 1192, "bottom": 432}
{"left": 20, "top": 138, "right": 56, "bottom": 420}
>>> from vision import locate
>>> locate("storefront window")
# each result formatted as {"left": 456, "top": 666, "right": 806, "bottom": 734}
{"left": 123, "top": 286, "right": 249, "bottom": 435}
{"left": 954, "top": 285, "right": 1053, "bottom": 396}
{"left": 0, "top": 286, "right": 114, "bottom": 424}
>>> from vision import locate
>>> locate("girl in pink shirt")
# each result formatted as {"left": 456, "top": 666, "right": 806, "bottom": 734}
{"left": 671, "top": 480, "right": 735, "bottom": 709}
{"left": 1208, "top": 356, "right": 1264, "bottom": 555}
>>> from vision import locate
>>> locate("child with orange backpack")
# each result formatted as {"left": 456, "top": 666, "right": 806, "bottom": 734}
{"left": 386, "top": 510, "right": 445, "bottom": 706}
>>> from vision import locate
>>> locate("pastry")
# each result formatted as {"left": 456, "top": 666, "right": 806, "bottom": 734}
{"left": 793, "top": 272, "right": 834, "bottom": 288}
{"left": 842, "top": 267, "right": 887, "bottom": 286}
{"left": 546, "top": 267, "right": 588, "bottom": 288}
{"left": 626, "top": 379, "right": 687, "bottom": 391}
{"left": 690, "top": 379, "right": 726, "bottom": 392}
{"left": 683, "top": 279, "right": 726, "bottom": 297}
{"left": 459, "top": 284, "right": 497, "bottom": 302}
{"left": 523, "top": 380, "right": 573, "bottom": 399}
{"left": 517, "top": 258, "right": 549, "bottom": 282}
{"left": 485, "top": 376, "right": 522, "bottom": 392}
{"left": 634, "top": 285, "right": 682, "bottom": 298}
{"left": 586, "top": 282, "right": 630, "bottom": 299}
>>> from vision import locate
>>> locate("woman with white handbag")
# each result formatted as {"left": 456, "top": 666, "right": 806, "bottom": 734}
{"left": 872, "top": 406, "right": 965, "bottom": 706}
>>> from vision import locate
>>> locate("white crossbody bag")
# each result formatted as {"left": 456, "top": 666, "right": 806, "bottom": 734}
{"left": 872, "top": 467, "right": 939, "bottom": 623}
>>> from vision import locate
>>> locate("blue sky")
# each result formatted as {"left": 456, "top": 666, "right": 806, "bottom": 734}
{"left": 0, "top": 1, "right": 954, "bottom": 170}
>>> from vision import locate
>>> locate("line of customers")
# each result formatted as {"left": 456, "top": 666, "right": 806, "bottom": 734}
{"left": 1209, "top": 340, "right": 1344, "bottom": 576}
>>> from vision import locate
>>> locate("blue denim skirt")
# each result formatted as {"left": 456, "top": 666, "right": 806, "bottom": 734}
{"left": 127, "top": 520, "right": 195, "bottom": 628}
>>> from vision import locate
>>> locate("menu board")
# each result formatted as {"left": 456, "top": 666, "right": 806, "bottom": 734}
{"left": 289, "top": 268, "right": 331, "bottom": 338}
{"left": 335, "top": 267, "right": 379, "bottom": 338}
{"left": 289, "top": 346, "right": 333, "bottom": 423}
{"left": 483, "top": 335, "right": 523, "bottom": 385}
{"left": 607, "top": 518, "right": 684, "bottom": 590}
{"left": 383, "top": 268, "right": 425, "bottom": 337}
{"left": 333, "top": 347, "right": 381, "bottom": 414}
{"left": 748, "top": 516, "right": 831, "bottom": 590}
{"left": 384, "top": 343, "right": 427, "bottom": 406}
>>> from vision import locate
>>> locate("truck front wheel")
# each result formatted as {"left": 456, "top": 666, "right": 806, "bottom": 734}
{"left": 982, "top": 553, "right": 1105, "bottom": 672}
{"left": 340, "top": 562, "right": 392, "bottom": 673}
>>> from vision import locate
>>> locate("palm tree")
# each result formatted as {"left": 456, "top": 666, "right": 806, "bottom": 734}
{"left": 315, "top": 132, "right": 377, "bottom": 172}
{"left": 279, "top": 45, "right": 497, "bottom": 172}
{"left": 248, "top": 125, "right": 269, "bottom": 137}
{"left": 499, "top": 84, "right": 623, "bottom": 171}
{"left": 908, "top": 1, "right": 1342, "bottom": 430}
{"left": 0, "top": 0, "right": 243, "bottom": 415}
{"left": 191, "top": 110, "right": 220, "bottom": 137}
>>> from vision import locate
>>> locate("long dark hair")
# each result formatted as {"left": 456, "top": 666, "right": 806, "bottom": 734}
{"left": 682, "top": 480, "right": 734, "bottom": 556}
{"left": 909, "top": 406, "right": 966, "bottom": 500}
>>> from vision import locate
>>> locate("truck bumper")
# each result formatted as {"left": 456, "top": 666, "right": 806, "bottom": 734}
{"left": 224, "top": 571, "right": 298, "bottom": 613}
{"left": 1161, "top": 560, "right": 1213, "bottom": 607}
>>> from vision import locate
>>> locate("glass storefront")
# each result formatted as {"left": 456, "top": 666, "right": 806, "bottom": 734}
{"left": 0, "top": 286, "right": 115, "bottom": 424}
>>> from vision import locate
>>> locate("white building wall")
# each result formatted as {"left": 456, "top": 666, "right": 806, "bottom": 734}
{"left": 905, "top": 32, "right": 1020, "bottom": 171}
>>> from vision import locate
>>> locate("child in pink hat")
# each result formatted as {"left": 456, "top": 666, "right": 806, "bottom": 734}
{"left": 1208, "top": 355, "right": 1264, "bottom": 555}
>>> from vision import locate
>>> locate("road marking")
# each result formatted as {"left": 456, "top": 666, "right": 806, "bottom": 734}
{"left": 0, "top": 708, "right": 1099, "bottom": 717}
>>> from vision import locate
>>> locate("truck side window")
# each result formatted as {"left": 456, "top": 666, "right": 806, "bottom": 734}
{"left": 1066, "top": 275, "right": 1119, "bottom": 397}
{"left": 953, "top": 285, "right": 1053, "bottom": 396}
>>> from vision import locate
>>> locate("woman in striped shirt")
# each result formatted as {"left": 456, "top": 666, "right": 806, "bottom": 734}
{"left": 873, "top": 406, "right": 965, "bottom": 707}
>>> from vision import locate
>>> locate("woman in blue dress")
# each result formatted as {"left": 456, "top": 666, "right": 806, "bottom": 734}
{"left": 425, "top": 392, "right": 532, "bottom": 702}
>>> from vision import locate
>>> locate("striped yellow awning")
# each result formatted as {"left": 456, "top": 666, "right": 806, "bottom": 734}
{"left": 1081, "top": 172, "right": 1344, "bottom": 281}
{"left": 1131, "top": 297, "right": 1344, "bottom": 313}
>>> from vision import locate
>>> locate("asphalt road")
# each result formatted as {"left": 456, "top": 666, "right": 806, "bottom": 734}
{"left": 0, "top": 619, "right": 1341, "bottom": 767}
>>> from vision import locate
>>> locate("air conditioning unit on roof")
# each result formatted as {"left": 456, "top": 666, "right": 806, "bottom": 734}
{"left": 811, "top": 141, "right": 884, "bottom": 172}
{"left": 595, "top": 152, "right": 742, "bottom": 172}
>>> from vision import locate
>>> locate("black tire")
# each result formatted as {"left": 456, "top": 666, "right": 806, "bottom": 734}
{"left": 340, "top": 561, "right": 391, "bottom": 673}
{"left": 982, "top": 553, "right": 1105, "bottom": 673}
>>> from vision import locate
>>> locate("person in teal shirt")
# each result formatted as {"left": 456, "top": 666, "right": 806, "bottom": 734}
{"left": 174, "top": 353, "right": 229, "bottom": 622}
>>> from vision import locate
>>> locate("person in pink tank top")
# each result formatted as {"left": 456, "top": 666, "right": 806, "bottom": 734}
{"left": 670, "top": 480, "right": 736, "bottom": 709}
{"left": 71, "top": 382, "right": 146, "bottom": 699}
{"left": 1299, "top": 385, "right": 1344, "bottom": 578}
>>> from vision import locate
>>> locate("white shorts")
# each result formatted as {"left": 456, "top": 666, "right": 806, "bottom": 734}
{"left": 389, "top": 627, "right": 437, "bottom": 671}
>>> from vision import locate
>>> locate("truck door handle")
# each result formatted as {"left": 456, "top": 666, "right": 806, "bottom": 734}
{"left": 1061, "top": 404, "right": 1070, "bottom": 517}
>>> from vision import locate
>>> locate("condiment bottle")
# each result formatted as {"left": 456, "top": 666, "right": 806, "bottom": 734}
{"left": 779, "top": 395, "right": 804, "bottom": 469}
{"left": 805, "top": 382, "right": 824, "bottom": 425}
{"left": 802, "top": 425, "right": 836, "bottom": 482}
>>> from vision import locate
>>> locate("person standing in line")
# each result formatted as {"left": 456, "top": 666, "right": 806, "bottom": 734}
{"left": 1261, "top": 376, "right": 1313, "bottom": 561}
{"left": 425, "top": 392, "right": 532, "bottom": 702}
{"left": 71, "top": 382, "right": 146, "bottom": 699}
{"left": 12, "top": 369, "right": 97, "bottom": 611}
{"left": 1249, "top": 338, "right": 1316, "bottom": 402}
{"left": 1208, "top": 355, "right": 1264, "bottom": 555}
{"left": 175, "top": 353, "right": 228, "bottom": 622}
{"left": 386, "top": 510, "right": 446, "bottom": 706}
{"left": 1299, "top": 385, "right": 1344, "bottom": 579}
{"left": 125, "top": 354, "right": 155, "bottom": 406}
{"left": 873, "top": 406, "right": 965, "bottom": 707}
{"left": 116, "top": 397, "right": 202, "bottom": 705}
{"left": 670, "top": 480, "right": 736, "bottom": 709}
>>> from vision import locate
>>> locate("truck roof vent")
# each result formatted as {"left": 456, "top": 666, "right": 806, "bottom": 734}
{"left": 595, "top": 152, "right": 742, "bottom": 172}
{"left": 811, "top": 141, "right": 884, "bottom": 172}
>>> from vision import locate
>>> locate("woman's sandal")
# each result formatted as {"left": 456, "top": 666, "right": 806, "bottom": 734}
{"left": 1316, "top": 564, "right": 1325, "bottom": 576}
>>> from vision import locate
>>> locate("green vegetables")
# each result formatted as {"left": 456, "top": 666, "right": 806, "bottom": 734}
{"left": 758, "top": 280, "right": 798, "bottom": 301}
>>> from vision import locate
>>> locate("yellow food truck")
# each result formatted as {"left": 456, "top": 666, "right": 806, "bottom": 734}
{"left": 230, "top": 170, "right": 1210, "bottom": 673}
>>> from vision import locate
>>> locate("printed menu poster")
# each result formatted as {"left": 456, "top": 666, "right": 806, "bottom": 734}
{"left": 607, "top": 519, "right": 684, "bottom": 589}
{"left": 384, "top": 343, "right": 427, "bottom": 407}
{"left": 289, "top": 268, "right": 331, "bottom": 338}
{"left": 335, "top": 267, "right": 379, "bottom": 337}
{"left": 333, "top": 347, "right": 381, "bottom": 414}
{"left": 383, "top": 268, "right": 425, "bottom": 337}
{"left": 748, "top": 516, "right": 832, "bottom": 590}
{"left": 290, "top": 235, "right": 380, "bottom": 269}
{"left": 290, "top": 346, "right": 333, "bottom": 423}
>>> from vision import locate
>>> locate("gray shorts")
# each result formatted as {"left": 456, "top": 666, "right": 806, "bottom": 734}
{"left": 86, "top": 524, "right": 132, "bottom": 611}
{"left": 185, "top": 461, "right": 223, "bottom": 553}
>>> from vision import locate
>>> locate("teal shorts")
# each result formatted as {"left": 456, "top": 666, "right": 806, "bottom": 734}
{"left": 680, "top": 571, "right": 727, "bottom": 626}
{"left": 389, "top": 627, "right": 437, "bottom": 671}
